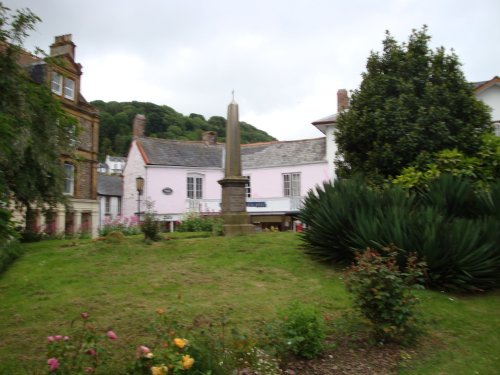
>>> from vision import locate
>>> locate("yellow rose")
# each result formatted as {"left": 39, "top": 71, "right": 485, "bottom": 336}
{"left": 151, "top": 365, "right": 168, "bottom": 375}
{"left": 181, "top": 355, "right": 195, "bottom": 370}
{"left": 173, "top": 338, "right": 188, "bottom": 349}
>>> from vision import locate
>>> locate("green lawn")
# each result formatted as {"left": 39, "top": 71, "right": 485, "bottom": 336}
{"left": 0, "top": 232, "right": 499, "bottom": 374}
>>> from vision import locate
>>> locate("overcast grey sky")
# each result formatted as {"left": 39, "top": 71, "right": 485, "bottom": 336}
{"left": 5, "top": 0, "right": 500, "bottom": 140}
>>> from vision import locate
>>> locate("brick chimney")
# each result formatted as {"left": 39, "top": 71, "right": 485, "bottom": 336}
{"left": 50, "top": 34, "right": 76, "bottom": 59}
{"left": 133, "top": 114, "right": 146, "bottom": 139}
{"left": 337, "top": 89, "right": 349, "bottom": 112}
{"left": 202, "top": 131, "right": 217, "bottom": 145}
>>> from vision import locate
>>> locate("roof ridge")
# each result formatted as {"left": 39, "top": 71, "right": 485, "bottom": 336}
{"left": 242, "top": 137, "right": 325, "bottom": 147}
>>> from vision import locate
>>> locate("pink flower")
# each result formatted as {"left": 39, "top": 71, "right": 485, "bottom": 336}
{"left": 47, "top": 358, "right": 59, "bottom": 372}
{"left": 136, "top": 345, "right": 150, "bottom": 358}
{"left": 106, "top": 330, "right": 117, "bottom": 340}
{"left": 64, "top": 336, "right": 69, "bottom": 341}
{"left": 85, "top": 367, "right": 94, "bottom": 373}
{"left": 86, "top": 348, "right": 97, "bottom": 356}
{"left": 47, "top": 336, "right": 55, "bottom": 343}
{"left": 81, "top": 312, "right": 89, "bottom": 320}
{"left": 54, "top": 335, "right": 63, "bottom": 341}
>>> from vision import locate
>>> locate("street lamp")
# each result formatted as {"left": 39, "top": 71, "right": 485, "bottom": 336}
{"left": 136, "top": 176, "right": 144, "bottom": 221}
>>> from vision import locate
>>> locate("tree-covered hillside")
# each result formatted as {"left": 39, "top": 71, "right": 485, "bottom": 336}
{"left": 90, "top": 100, "right": 276, "bottom": 160}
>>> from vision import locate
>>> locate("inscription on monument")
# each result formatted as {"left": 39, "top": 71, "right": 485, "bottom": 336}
{"left": 229, "top": 195, "right": 246, "bottom": 211}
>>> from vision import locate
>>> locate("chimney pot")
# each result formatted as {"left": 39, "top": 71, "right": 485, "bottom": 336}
{"left": 337, "top": 89, "right": 349, "bottom": 112}
{"left": 50, "top": 34, "right": 76, "bottom": 59}
{"left": 202, "top": 131, "right": 217, "bottom": 146}
{"left": 133, "top": 114, "right": 146, "bottom": 139}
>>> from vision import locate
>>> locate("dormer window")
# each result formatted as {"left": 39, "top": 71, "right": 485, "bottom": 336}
{"left": 64, "top": 78, "right": 75, "bottom": 100}
{"left": 51, "top": 72, "right": 63, "bottom": 95}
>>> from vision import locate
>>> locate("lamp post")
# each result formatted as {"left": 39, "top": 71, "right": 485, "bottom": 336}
{"left": 135, "top": 176, "right": 144, "bottom": 221}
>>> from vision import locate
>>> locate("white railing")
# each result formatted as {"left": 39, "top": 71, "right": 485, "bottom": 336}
{"left": 186, "top": 196, "right": 303, "bottom": 214}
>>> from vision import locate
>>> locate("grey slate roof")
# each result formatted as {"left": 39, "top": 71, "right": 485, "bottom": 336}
{"left": 312, "top": 113, "right": 338, "bottom": 125}
{"left": 139, "top": 138, "right": 224, "bottom": 168}
{"left": 97, "top": 174, "right": 123, "bottom": 196}
{"left": 137, "top": 137, "right": 326, "bottom": 169}
{"left": 242, "top": 138, "right": 326, "bottom": 169}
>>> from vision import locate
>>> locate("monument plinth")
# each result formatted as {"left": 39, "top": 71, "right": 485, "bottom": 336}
{"left": 218, "top": 96, "right": 254, "bottom": 236}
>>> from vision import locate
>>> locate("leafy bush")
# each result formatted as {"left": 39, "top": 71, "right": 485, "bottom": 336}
{"left": 273, "top": 301, "right": 326, "bottom": 359}
{"left": 44, "top": 312, "right": 119, "bottom": 374}
{"left": 0, "top": 240, "right": 24, "bottom": 275}
{"left": 141, "top": 202, "right": 161, "bottom": 242}
{"left": 344, "top": 248, "right": 426, "bottom": 343}
{"left": 300, "top": 175, "right": 500, "bottom": 292}
{"left": 177, "top": 213, "right": 223, "bottom": 235}
{"left": 258, "top": 302, "right": 328, "bottom": 361}
{"left": 393, "top": 134, "right": 500, "bottom": 191}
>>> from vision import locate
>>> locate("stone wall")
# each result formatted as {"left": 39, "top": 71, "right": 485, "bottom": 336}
{"left": 77, "top": 160, "right": 92, "bottom": 199}
{"left": 78, "top": 118, "right": 93, "bottom": 151}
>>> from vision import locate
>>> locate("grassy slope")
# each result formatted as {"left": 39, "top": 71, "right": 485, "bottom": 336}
{"left": 0, "top": 232, "right": 498, "bottom": 374}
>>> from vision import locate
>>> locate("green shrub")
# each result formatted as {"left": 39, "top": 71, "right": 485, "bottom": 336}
{"left": 178, "top": 213, "right": 223, "bottom": 235}
{"left": 141, "top": 202, "right": 161, "bottom": 242}
{"left": 277, "top": 301, "right": 326, "bottom": 359}
{"left": 300, "top": 175, "right": 500, "bottom": 292}
{"left": 0, "top": 240, "right": 24, "bottom": 275}
{"left": 344, "top": 247, "right": 426, "bottom": 344}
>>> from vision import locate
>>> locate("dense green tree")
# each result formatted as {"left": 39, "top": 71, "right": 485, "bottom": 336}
{"left": 335, "top": 27, "right": 492, "bottom": 181}
{"left": 0, "top": 5, "right": 76, "bottom": 212}
{"left": 93, "top": 100, "right": 275, "bottom": 159}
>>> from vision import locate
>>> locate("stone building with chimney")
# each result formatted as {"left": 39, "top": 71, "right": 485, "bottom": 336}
{"left": 17, "top": 35, "right": 100, "bottom": 237}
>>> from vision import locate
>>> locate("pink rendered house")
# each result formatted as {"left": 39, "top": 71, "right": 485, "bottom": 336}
{"left": 122, "top": 92, "right": 347, "bottom": 231}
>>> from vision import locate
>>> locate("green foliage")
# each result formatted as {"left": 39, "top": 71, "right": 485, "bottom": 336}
{"left": 91, "top": 101, "right": 276, "bottom": 160}
{"left": 0, "top": 206, "right": 17, "bottom": 246}
{"left": 44, "top": 313, "right": 119, "bottom": 374}
{"left": 344, "top": 248, "right": 426, "bottom": 343}
{"left": 277, "top": 301, "right": 326, "bottom": 359}
{"left": 0, "top": 240, "right": 24, "bottom": 275}
{"left": 0, "top": 4, "right": 77, "bottom": 211}
{"left": 300, "top": 175, "right": 500, "bottom": 292}
{"left": 177, "top": 213, "right": 224, "bottom": 236}
{"left": 141, "top": 202, "right": 161, "bottom": 242}
{"left": 335, "top": 26, "right": 492, "bottom": 182}
{"left": 393, "top": 134, "right": 500, "bottom": 191}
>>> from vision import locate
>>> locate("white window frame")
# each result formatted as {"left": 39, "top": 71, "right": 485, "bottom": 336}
{"left": 187, "top": 173, "right": 203, "bottom": 199}
{"left": 63, "top": 163, "right": 75, "bottom": 196}
{"left": 244, "top": 175, "right": 251, "bottom": 198}
{"left": 105, "top": 197, "right": 111, "bottom": 214}
{"left": 51, "top": 72, "right": 63, "bottom": 95}
{"left": 283, "top": 172, "right": 301, "bottom": 197}
{"left": 64, "top": 78, "right": 75, "bottom": 100}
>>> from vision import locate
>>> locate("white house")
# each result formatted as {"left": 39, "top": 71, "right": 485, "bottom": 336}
{"left": 121, "top": 91, "right": 345, "bottom": 231}
{"left": 473, "top": 76, "right": 500, "bottom": 135}
{"left": 105, "top": 155, "right": 127, "bottom": 175}
{"left": 97, "top": 174, "right": 123, "bottom": 228}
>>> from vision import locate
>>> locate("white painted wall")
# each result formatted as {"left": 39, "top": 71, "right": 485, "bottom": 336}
{"left": 99, "top": 196, "right": 122, "bottom": 226}
{"left": 476, "top": 84, "right": 500, "bottom": 122}
{"left": 122, "top": 141, "right": 146, "bottom": 219}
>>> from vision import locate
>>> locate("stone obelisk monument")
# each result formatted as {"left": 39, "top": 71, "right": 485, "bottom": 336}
{"left": 218, "top": 94, "right": 254, "bottom": 236}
